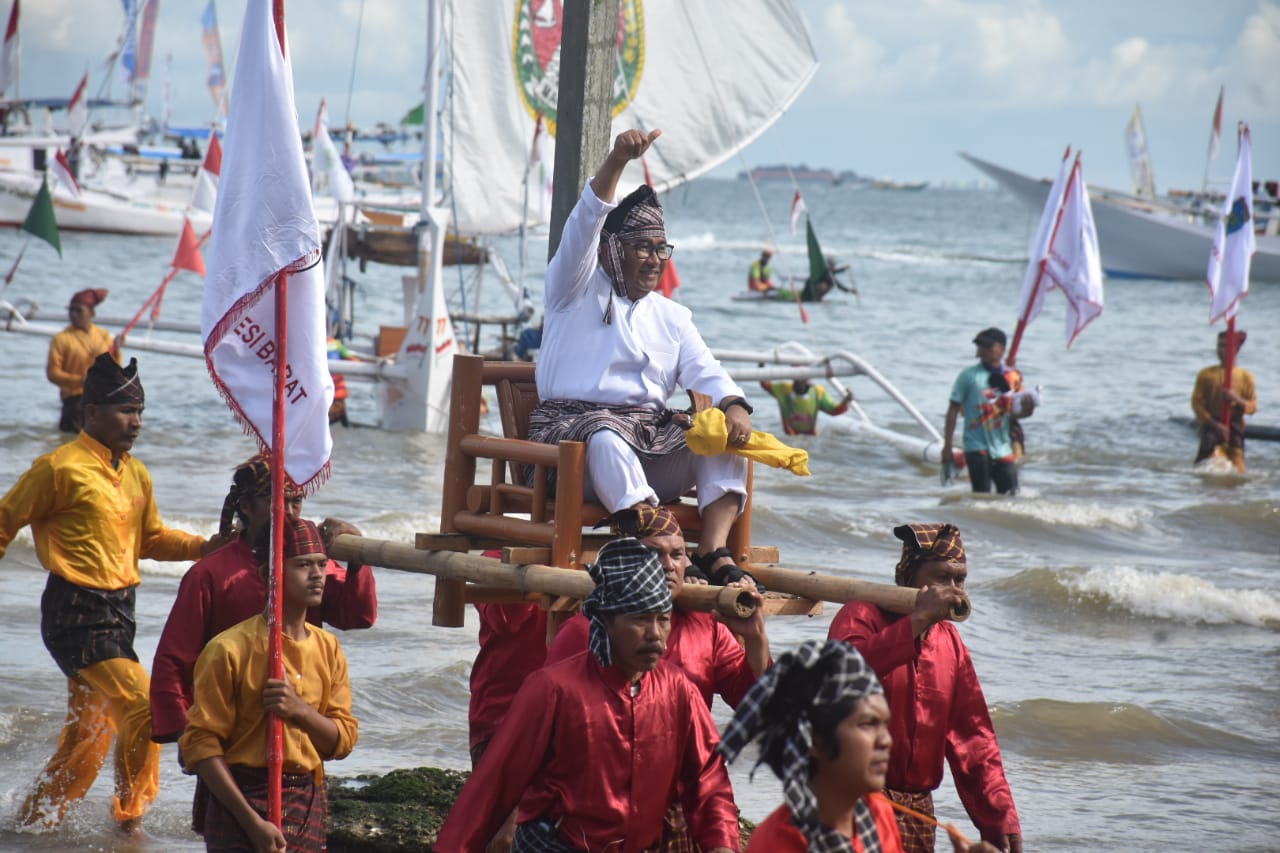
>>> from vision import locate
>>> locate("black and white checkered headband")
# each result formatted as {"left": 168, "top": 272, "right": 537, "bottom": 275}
{"left": 599, "top": 184, "right": 665, "bottom": 323}
{"left": 719, "top": 640, "right": 885, "bottom": 853}
{"left": 581, "top": 536, "right": 672, "bottom": 667}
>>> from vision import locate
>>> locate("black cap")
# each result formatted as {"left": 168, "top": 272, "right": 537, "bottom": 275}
{"left": 973, "top": 327, "right": 1007, "bottom": 346}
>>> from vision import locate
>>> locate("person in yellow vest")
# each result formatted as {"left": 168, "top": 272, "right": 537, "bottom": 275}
{"left": 747, "top": 248, "right": 776, "bottom": 293}
{"left": 761, "top": 377, "right": 853, "bottom": 435}
{"left": 1192, "top": 329, "right": 1257, "bottom": 472}
{"left": 47, "top": 288, "right": 118, "bottom": 433}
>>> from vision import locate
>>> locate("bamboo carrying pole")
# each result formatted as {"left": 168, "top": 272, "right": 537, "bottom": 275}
{"left": 328, "top": 535, "right": 970, "bottom": 622}
{"left": 329, "top": 535, "right": 757, "bottom": 619}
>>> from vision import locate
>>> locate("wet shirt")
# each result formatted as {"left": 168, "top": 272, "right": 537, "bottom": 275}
{"left": 828, "top": 601, "right": 1021, "bottom": 843}
{"left": 180, "top": 615, "right": 358, "bottom": 780}
{"left": 435, "top": 652, "right": 739, "bottom": 853}
{"left": 150, "top": 537, "right": 377, "bottom": 743}
{"left": 949, "top": 363, "right": 1016, "bottom": 459}
{"left": 1191, "top": 365, "right": 1257, "bottom": 425}
{"left": 0, "top": 432, "right": 204, "bottom": 590}
{"left": 547, "top": 610, "right": 760, "bottom": 710}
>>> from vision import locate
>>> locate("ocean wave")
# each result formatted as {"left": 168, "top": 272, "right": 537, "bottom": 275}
{"left": 993, "top": 698, "right": 1272, "bottom": 763}
{"left": 940, "top": 493, "right": 1150, "bottom": 531}
{"left": 1003, "top": 566, "right": 1280, "bottom": 628}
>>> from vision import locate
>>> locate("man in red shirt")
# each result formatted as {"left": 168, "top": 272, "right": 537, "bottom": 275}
{"left": 828, "top": 524, "right": 1022, "bottom": 853}
{"left": 436, "top": 537, "right": 739, "bottom": 853}
{"left": 150, "top": 454, "right": 377, "bottom": 749}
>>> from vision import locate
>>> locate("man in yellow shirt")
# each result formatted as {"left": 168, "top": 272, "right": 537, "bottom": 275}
{"left": 1192, "top": 329, "right": 1257, "bottom": 472}
{"left": 46, "top": 288, "right": 117, "bottom": 433}
{"left": 0, "top": 353, "right": 225, "bottom": 834}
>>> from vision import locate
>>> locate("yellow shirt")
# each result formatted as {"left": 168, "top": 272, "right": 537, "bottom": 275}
{"left": 0, "top": 432, "right": 204, "bottom": 589}
{"left": 47, "top": 325, "right": 116, "bottom": 399}
{"left": 1191, "top": 365, "right": 1257, "bottom": 424}
{"left": 180, "top": 615, "right": 359, "bottom": 779}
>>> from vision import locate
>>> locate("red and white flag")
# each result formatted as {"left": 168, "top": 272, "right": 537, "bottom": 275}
{"left": 66, "top": 72, "right": 88, "bottom": 138}
{"left": 1015, "top": 147, "right": 1072, "bottom": 325}
{"left": 789, "top": 190, "right": 806, "bottom": 236}
{"left": 190, "top": 132, "right": 221, "bottom": 214}
{"left": 312, "top": 98, "right": 354, "bottom": 203}
{"left": 1042, "top": 158, "right": 1104, "bottom": 347}
{"left": 1207, "top": 85, "right": 1224, "bottom": 163}
{"left": 201, "top": 0, "right": 332, "bottom": 491}
{"left": 0, "top": 0, "right": 18, "bottom": 98}
{"left": 50, "top": 148, "right": 81, "bottom": 197}
{"left": 1206, "top": 124, "right": 1253, "bottom": 324}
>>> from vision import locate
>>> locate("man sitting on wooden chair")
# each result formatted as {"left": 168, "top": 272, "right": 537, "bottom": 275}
{"left": 530, "top": 128, "right": 758, "bottom": 589}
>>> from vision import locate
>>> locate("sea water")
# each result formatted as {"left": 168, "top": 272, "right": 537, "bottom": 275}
{"left": 0, "top": 179, "right": 1277, "bottom": 851}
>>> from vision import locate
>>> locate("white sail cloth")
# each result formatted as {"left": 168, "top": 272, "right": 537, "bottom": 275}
{"left": 444, "top": 0, "right": 819, "bottom": 235}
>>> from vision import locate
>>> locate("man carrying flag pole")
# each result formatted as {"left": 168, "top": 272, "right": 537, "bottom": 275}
{"left": 1198, "top": 122, "right": 1256, "bottom": 473}
{"left": 198, "top": 0, "right": 337, "bottom": 841}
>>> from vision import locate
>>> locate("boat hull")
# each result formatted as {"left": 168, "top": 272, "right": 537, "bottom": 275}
{"left": 0, "top": 173, "right": 210, "bottom": 237}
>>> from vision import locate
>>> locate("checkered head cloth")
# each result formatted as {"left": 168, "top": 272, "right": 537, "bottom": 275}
{"left": 582, "top": 537, "right": 673, "bottom": 667}
{"left": 219, "top": 454, "right": 304, "bottom": 537}
{"left": 283, "top": 517, "right": 325, "bottom": 559}
{"left": 719, "top": 640, "right": 885, "bottom": 853}
{"left": 598, "top": 184, "right": 665, "bottom": 322}
{"left": 602, "top": 504, "right": 682, "bottom": 539}
{"left": 894, "top": 523, "right": 966, "bottom": 587}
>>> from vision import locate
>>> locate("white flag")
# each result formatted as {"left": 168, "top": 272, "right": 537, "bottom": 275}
{"left": 0, "top": 0, "right": 18, "bottom": 98}
{"left": 1015, "top": 148, "right": 1072, "bottom": 325}
{"left": 789, "top": 190, "right": 806, "bottom": 236}
{"left": 1043, "top": 160, "right": 1104, "bottom": 347}
{"left": 201, "top": 0, "right": 332, "bottom": 491}
{"left": 50, "top": 148, "right": 81, "bottom": 197}
{"left": 67, "top": 72, "right": 88, "bottom": 138}
{"left": 189, "top": 132, "right": 221, "bottom": 215}
{"left": 1206, "top": 124, "right": 1254, "bottom": 323}
{"left": 313, "top": 98, "right": 354, "bottom": 203}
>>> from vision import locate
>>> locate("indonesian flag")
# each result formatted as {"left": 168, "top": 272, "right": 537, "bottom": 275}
{"left": 67, "top": 72, "right": 88, "bottom": 138}
{"left": 1206, "top": 124, "right": 1253, "bottom": 324}
{"left": 50, "top": 148, "right": 81, "bottom": 197}
{"left": 1041, "top": 158, "right": 1104, "bottom": 347}
{"left": 190, "top": 132, "right": 221, "bottom": 214}
{"left": 0, "top": 0, "right": 18, "bottom": 98}
{"left": 789, "top": 190, "right": 806, "bottom": 236}
{"left": 1016, "top": 147, "right": 1072, "bottom": 325}
{"left": 312, "top": 98, "right": 354, "bottom": 203}
{"left": 1207, "top": 85, "right": 1224, "bottom": 163}
{"left": 201, "top": 0, "right": 332, "bottom": 491}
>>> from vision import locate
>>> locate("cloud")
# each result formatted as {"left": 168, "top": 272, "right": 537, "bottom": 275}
{"left": 1235, "top": 0, "right": 1280, "bottom": 112}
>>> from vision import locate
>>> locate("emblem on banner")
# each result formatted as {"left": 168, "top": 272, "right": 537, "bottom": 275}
{"left": 512, "top": 0, "right": 644, "bottom": 135}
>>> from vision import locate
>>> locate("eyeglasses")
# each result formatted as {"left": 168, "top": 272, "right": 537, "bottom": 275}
{"left": 626, "top": 240, "right": 675, "bottom": 260}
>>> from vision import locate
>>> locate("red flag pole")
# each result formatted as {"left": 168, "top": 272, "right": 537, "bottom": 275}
{"left": 1219, "top": 316, "right": 1236, "bottom": 446}
{"left": 267, "top": 0, "right": 288, "bottom": 831}
{"left": 1008, "top": 152, "right": 1080, "bottom": 367}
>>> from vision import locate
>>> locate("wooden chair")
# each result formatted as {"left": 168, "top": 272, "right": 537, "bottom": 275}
{"left": 432, "top": 354, "right": 753, "bottom": 627}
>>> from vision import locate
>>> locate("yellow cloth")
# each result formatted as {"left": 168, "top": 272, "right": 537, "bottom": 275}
{"left": 684, "top": 407, "right": 810, "bottom": 476}
{"left": 17, "top": 658, "right": 161, "bottom": 826}
{"left": 0, "top": 432, "right": 205, "bottom": 589}
{"left": 1191, "top": 365, "right": 1257, "bottom": 423}
{"left": 181, "top": 615, "right": 359, "bottom": 781}
{"left": 47, "top": 324, "right": 116, "bottom": 399}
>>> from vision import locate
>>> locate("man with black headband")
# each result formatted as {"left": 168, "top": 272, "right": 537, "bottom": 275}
{"left": 0, "top": 353, "right": 226, "bottom": 834}
{"left": 941, "top": 327, "right": 1035, "bottom": 495}
{"left": 151, "top": 453, "right": 376, "bottom": 746}
{"left": 437, "top": 537, "right": 739, "bottom": 853}
{"left": 828, "top": 524, "right": 1022, "bottom": 853}
{"left": 530, "top": 128, "right": 759, "bottom": 590}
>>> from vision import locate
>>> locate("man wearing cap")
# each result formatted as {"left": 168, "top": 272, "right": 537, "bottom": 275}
{"left": 1191, "top": 329, "right": 1256, "bottom": 472}
{"left": 436, "top": 537, "right": 740, "bottom": 853}
{"left": 747, "top": 248, "right": 775, "bottom": 293}
{"left": 46, "top": 288, "right": 118, "bottom": 433}
{"left": 0, "top": 353, "right": 227, "bottom": 833}
{"left": 150, "top": 453, "right": 377, "bottom": 749}
{"left": 828, "top": 524, "right": 1022, "bottom": 853}
{"left": 941, "top": 327, "right": 1034, "bottom": 495}
{"left": 530, "top": 129, "right": 757, "bottom": 589}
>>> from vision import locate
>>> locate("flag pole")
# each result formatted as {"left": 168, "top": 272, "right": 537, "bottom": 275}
{"left": 266, "top": 0, "right": 287, "bottom": 830}
{"left": 1219, "top": 316, "right": 1236, "bottom": 445}
{"left": 1008, "top": 152, "right": 1080, "bottom": 367}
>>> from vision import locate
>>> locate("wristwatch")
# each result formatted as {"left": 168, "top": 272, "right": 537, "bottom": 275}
{"left": 719, "top": 396, "right": 754, "bottom": 415}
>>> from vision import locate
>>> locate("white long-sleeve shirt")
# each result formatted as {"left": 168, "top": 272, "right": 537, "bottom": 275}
{"left": 536, "top": 184, "right": 742, "bottom": 409}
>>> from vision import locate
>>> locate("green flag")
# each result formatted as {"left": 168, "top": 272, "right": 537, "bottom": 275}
{"left": 400, "top": 102, "right": 424, "bottom": 126}
{"left": 22, "top": 178, "right": 62, "bottom": 258}
{"left": 802, "top": 217, "right": 825, "bottom": 301}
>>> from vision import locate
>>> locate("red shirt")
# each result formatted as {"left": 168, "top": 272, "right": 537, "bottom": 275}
{"left": 436, "top": 652, "right": 740, "bottom": 853}
{"left": 828, "top": 601, "right": 1020, "bottom": 843}
{"left": 468, "top": 601, "right": 548, "bottom": 750}
{"left": 149, "top": 536, "right": 377, "bottom": 742}
{"left": 546, "top": 611, "right": 759, "bottom": 710}
{"left": 747, "top": 794, "right": 904, "bottom": 853}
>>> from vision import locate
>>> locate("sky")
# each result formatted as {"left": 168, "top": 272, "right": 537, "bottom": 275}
{"left": 12, "top": 0, "right": 1280, "bottom": 193}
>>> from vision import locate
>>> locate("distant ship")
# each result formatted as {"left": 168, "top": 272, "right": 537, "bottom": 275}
{"left": 738, "top": 164, "right": 850, "bottom": 184}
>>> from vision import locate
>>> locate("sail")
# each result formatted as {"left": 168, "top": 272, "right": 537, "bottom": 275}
{"left": 444, "top": 0, "right": 818, "bottom": 235}
{"left": 201, "top": 0, "right": 229, "bottom": 117}
{"left": 1124, "top": 104, "right": 1156, "bottom": 197}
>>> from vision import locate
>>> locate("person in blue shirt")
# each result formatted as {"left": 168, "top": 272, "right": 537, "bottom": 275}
{"left": 941, "top": 328, "right": 1035, "bottom": 494}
